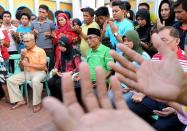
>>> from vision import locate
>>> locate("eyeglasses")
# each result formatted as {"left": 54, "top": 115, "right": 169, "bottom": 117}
{"left": 87, "top": 36, "right": 98, "bottom": 40}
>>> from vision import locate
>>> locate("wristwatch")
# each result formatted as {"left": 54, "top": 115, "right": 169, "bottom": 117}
{"left": 114, "top": 32, "right": 119, "bottom": 37}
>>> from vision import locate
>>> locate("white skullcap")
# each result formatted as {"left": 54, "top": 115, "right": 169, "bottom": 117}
{"left": 23, "top": 33, "right": 35, "bottom": 40}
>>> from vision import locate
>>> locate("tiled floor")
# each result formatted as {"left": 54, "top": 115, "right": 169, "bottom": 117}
{"left": 0, "top": 99, "right": 57, "bottom": 131}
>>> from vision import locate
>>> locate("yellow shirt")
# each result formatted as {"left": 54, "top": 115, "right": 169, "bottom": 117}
{"left": 23, "top": 46, "right": 46, "bottom": 72}
{"left": 80, "top": 22, "right": 99, "bottom": 57}
{"left": 184, "top": 106, "right": 187, "bottom": 112}
{"left": 150, "top": 13, "right": 157, "bottom": 24}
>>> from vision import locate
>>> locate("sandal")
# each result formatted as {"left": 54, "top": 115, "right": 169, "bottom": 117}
{"left": 10, "top": 100, "right": 26, "bottom": 110}
{"left": 33, "top": 103, "right": 41, "bottom": 113}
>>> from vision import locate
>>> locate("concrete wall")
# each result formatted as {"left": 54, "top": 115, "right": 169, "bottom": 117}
{"left": 0, "top": 0, "right": 72, "bottom": 19}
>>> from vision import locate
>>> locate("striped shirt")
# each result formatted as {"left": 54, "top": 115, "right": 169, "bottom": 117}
{"left": 152, "top": 47, "right": 187, "bottom": 73}
{"left": 152, "top": 47, "right": 187, "bottom": 127}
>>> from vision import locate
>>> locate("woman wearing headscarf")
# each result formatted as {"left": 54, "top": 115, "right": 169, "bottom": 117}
{"left": 48, "top": 36, "right": 81, "bottom": 101}
{"left": 159, "top": 0, "right": 175, "bottom": 25}
{"left": 122, "top": 30, "right": 151, "bottom": 69}
{"left": 135, "top": 9, "right": 156, "bottom": 57}
{"left": 109, "top": 30, "right": 151, "bottom": 102}
{"left": 154, "top": 0, "right": 176, "bottom": 32}
{"left": 53, "top": 13, "right": 80, "bottom": 61}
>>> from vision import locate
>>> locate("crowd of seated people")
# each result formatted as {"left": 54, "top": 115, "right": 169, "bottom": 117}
{"left": 0, "top": 0, "right": 187, "bottom": 130}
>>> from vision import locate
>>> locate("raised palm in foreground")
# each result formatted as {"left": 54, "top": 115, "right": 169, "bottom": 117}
{"left": 109, "top": 33, "right": 187, "bottom": 105}
{"left": 43, "top": 63, "right": 154, "bottom": 131}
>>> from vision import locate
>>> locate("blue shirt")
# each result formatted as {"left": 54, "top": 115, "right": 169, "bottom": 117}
{"left": 16, "top": 25, "right": 32, "bottom": 52}
{"left": 121, "top": 51, "right": 151, "bottom": 88}
{"left": 132, "top": 51, "right": 151, "bottom": 67}
{"left": 105, "top": 18, "right": 134, "bottom": 55}
{"left": 16, "top": 25, "right": 31, "bottom": 34}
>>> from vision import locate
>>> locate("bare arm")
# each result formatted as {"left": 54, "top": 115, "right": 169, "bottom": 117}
{"left": 108, "top": 21, "right": 123, "bottom": 43}
{"left": 80, "top": 31, "right": 87, "bottom": 40}
{"left": 74, "top": 25, "right": 87, "bottom": 41}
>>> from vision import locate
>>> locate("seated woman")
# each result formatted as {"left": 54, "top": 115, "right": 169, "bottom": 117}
{"left": 120, "top": 30, "right": 151, "bottom": 100}
{"left": 135, "top": 9, "right": 157, "bottom": 57}
{"left": 48, "top": 36, "right": 81, "bottom": 101}
{"left": 108, "top": 30, "right": 150, "bottom": 104}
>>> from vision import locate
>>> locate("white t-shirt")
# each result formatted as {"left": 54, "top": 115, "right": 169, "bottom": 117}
{"left": 1, "top": 24, "right": 17, "bottom": 52}
{"left": 0, "top": 30, "right": 5, "bottom": 40}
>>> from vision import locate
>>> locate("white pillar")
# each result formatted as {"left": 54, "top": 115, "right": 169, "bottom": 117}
{"left": 72, "top": 0, "right": 82, "bottom": 20}
{"left": 156, "top": 0, "right": 162, "bottom": 17}
{"left": 136, "top": 0, "right": 141, "bottom": 11}
{"left": 96, "top": 0, "right": 104, "bottom": 8}
{"left": 34, "top": 0, "right": 39, "bottom": 16}
{"left": 81, "top": 0, "right": 96, "bottom": 9}
{"left": 56, "top": 0, "right": 60, "bottom": 11}
{"left": 8, "top": 0, "right": 15, "bottom": 18}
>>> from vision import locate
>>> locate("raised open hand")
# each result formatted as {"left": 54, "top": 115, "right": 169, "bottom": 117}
{"left": 109, "top": 33, "right": 187, "bottom": 105}
{"left": 43, "top": 62, "right": 154, "bottom": 131}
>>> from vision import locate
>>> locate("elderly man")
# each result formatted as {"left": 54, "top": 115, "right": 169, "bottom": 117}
{"left": 87, "top": 28, "right": 113, "bottom": 82}
{"left": 7, "top": 33, "right": 47, "bottom": 113}
{"left": 121, "top": 26, "right": 186, "bottom": 130}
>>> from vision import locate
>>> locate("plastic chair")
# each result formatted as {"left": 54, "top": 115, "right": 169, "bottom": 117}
{"left": 20, "top": 56, "right": 51, "bottom": 104}
{"left": 7, "top": 54, "right": 21, "bottom": 76}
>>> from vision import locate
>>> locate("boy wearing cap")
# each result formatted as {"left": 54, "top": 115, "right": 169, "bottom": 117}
{"left": 74, "top": 7, "right": 99, "bottom": 60}
{"left": 7, "top": 33, "right": 47, "bottom": 113}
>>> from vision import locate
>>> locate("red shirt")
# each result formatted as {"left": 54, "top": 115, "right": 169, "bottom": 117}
{"left": 55, "top": 49, "right": 81, "bottom": 73}
{"left": 1, "top": 30, "right": 10, "bottom": 61}
{"left": 152, "top": 47, "right": 187, "bottom": 73}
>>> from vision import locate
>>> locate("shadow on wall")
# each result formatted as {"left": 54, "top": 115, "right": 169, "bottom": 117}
{"left": 15, "top": 6, "right": 55, "bottom": 22}
{"left": 0, "top": 5, "right": 5, "bottom": 15}
{"left": 16, "top": 6, "right": 32, "bottom": 20}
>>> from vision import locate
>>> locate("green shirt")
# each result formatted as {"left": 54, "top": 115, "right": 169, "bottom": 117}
{"left": 87, "top": 44, "right": 114, "bottom": 81}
